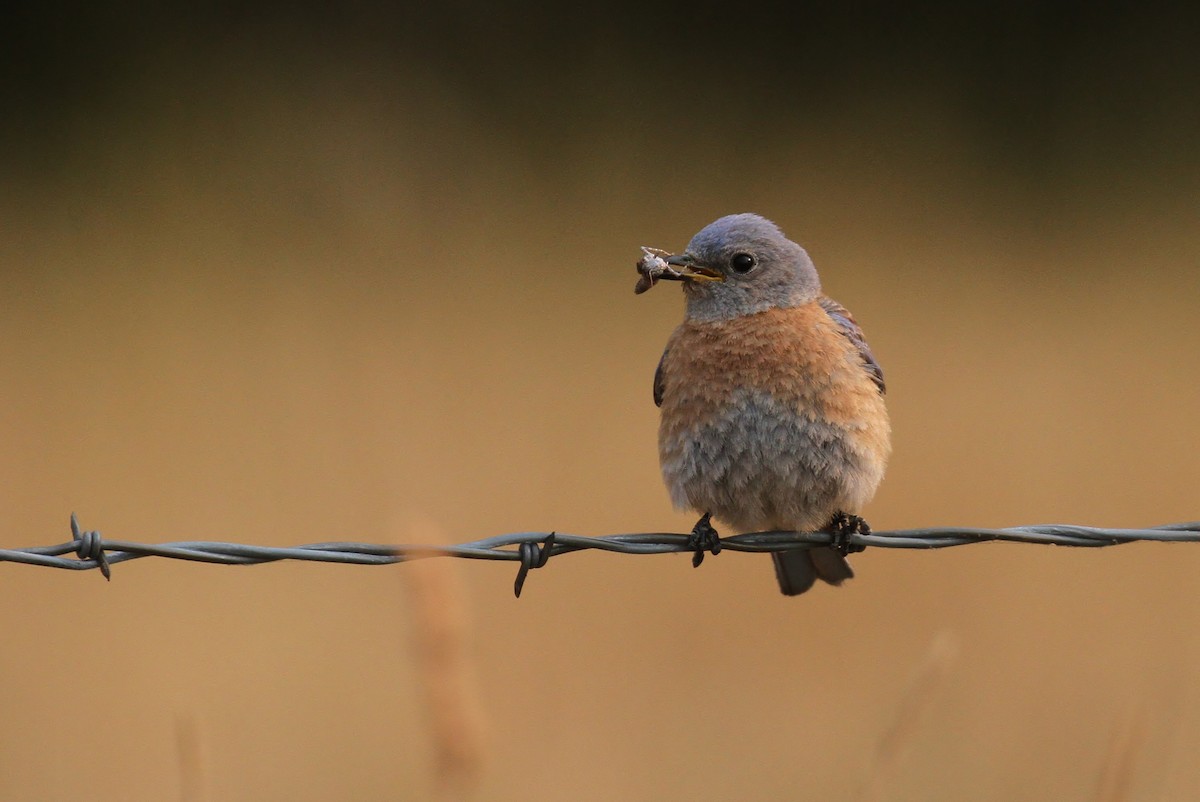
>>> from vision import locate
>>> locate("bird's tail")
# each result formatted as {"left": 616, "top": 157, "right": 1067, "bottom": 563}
{"left": 771, "top": 548, "right": 854, "bottom": 596}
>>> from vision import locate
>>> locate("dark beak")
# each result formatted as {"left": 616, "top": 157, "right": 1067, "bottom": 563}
{"left": 664, "top": 254, "right": 725, "bottom": 282}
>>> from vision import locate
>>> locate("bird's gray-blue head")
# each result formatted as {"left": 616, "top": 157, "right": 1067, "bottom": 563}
{"left": 665, "top": 213, "right": 821, "bottom": 322}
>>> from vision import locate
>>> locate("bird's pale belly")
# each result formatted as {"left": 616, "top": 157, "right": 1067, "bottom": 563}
{"left": 659, "top": 388, "right": 883, "bottom": 533}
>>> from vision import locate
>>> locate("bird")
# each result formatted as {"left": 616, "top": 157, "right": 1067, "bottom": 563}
{"left": 647, "top": 213, "right": 890, "bottom": 595}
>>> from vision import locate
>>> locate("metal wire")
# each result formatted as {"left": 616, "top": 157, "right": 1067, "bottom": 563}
{"left": 2, "top": 514, "right": 1197, "bottom": 596}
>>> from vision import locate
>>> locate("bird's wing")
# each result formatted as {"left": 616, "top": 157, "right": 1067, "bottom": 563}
{"left": 653, "top": 348, "right": 668, "bottom": 407}
{"left": 819, "top": 296, "right": 886, "bottom": 394}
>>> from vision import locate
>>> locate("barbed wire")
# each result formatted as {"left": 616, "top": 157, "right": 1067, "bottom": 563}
{"left": 2, "top": 515, "right": 1197, "bottom": 596}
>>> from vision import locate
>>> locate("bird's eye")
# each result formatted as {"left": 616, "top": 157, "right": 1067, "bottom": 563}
{"left": 730, "top": 253, "right": 756, "bottom": 273}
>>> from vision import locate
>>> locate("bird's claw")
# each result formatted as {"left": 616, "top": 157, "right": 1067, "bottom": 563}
{"left": 828, "top": 512, "right": 870, "bottom": 556}
{"left": 688, "top": 512, "right": 722, "bottom": 567}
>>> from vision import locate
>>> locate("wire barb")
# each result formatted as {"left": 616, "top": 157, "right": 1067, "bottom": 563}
{"left": 514, "top": 533, "right": 556, "bottom": 598}
{"left": 70, "top": 513, "right": 111, "bottom": 581}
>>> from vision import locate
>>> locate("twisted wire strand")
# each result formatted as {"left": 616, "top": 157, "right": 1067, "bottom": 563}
{"left": 2, "top": 515, "right": 1197, "bottom": 595}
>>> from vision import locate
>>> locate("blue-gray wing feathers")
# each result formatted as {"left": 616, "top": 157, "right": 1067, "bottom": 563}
{"left": 819, "top": 296, "right": 885, "bottom": 395}
{"left": 653, "top": 349, "right": 667, "bottom": 407}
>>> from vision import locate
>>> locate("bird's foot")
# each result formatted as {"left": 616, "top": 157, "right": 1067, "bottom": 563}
{"left": 828, "top": 512, "right": 870, "bottom": 556}
{"left": 688, "top": 512, "right": 722, "bottom": 568}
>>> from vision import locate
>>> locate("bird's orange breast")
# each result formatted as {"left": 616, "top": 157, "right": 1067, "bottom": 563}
{"left": 658, "top": 303, "right": 886, "bottom": 434}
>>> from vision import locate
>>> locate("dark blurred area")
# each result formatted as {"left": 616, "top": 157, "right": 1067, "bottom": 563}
{"left": 1, "top": 4, "right": 1198, "bottom": 801}
{"left": 5, "top": 3, "right": 1199, "bottom": 184}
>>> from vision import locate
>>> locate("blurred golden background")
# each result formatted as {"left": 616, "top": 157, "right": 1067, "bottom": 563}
{"left": 2, "top": 4, "right": 1198, "bottom": 800}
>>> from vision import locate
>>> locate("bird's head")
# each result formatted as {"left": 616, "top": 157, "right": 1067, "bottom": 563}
{"left": 663, "top": 213, "right": 821, "bottom": 322}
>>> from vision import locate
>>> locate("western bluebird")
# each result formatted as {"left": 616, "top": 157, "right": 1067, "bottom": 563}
{"left": 644, "top": 213, "right": 890, "bottom": 595}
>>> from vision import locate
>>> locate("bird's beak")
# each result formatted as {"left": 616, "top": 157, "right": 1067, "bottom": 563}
{"left": 664, "top": 254, "right": 725, "bottom": 282}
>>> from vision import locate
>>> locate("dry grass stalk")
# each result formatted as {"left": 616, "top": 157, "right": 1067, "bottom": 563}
{"left": 1094, "top": 704, "right": 1146, "bottom": 802}
{"left": 857, "top": 630, "right": 959, "bottom": 802}
{"left": 400, "top": 517, "right": 487, "bottom": 800}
